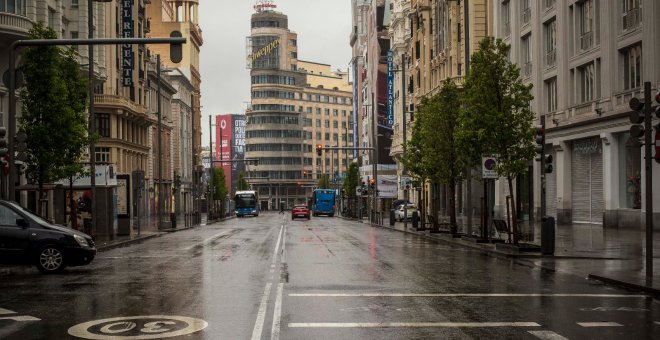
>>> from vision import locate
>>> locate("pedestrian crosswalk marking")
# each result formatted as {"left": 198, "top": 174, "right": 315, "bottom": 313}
{"left": 289, "top": 293, "right": 647, "bottom": 298}
{"left": 529, "top": 330, "right": 569, "bottom": 340}
{"left": 288, "top": 322, "right": 541, "bottom": 328}
{"left": 0, "top": 316, "right": 40, "bottom": 322}
{"left": 0, "top": 307, "right": 15, "bottom": 315}
{"left": 577, "top": 322, "right": 623, "bottom": 327}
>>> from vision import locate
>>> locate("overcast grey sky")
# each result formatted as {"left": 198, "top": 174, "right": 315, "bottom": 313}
{"left": 198, "top": 0, "right": 353, "bottom": 146}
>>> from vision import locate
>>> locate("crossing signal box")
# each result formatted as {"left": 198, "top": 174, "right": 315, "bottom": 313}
{"left": 629, "top": 97, "right": 646, "bottom": 138}
{"left": 316, "top": 144, "right": 322, "bottom": 157}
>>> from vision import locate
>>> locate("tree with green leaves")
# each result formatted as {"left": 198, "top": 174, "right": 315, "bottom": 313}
{"left": 458, "top": 37, "right": 536, "bottom": 243}
{"left": 212, "top": 167, "right": 228, "bottom": 217}
{"left": 237, "top": 171, "right": 249, "bottom": 191}
{"left": 20, "top": 23, "right": 91, "bottom": 216}
{"left": 317, "top": 174, "right": 330, "bottom": 189}
{"left": 415, "top": 79, "right": 465, "bottom": 233}
{"left": 342, "top": 162, "right": 359, "bottom": 217}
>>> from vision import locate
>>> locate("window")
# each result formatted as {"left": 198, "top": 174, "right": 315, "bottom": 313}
{"left": 545, "top": 19, "right": 557, "bottom": 67}
{"left": 325, "top": 133, "right": 330, "bottom": 140}
{"left": 291, "top": 64, "right": 297, "bottom": 71}
{"left": 316, "top": 132, "right": 321, "bottom": 140}
{"left": 521, "top": 0, "right": 531, "bottom": 24}
{"left": 333, "top": 133, "right": 338, "bottom": 141}
{"left": 289, "top": 39, "right": 297, "bottom": 46}
{"left": 579, "top": 62, "right": 596, "bottom": 102}
{"left": 71, "top": 0, "right": 79, "bottom": 6}
{"left": 502, "top": 1, "right": 511, "bottom": 36}
{"left": 0, "top": 205, "right": 21, "bottom": 226}
{"left": 316, "top": 119, "right": 321, "bottom": 128}
{"left": 333, "top": 121, "right": 338, "bottom": 129}
{"left": 96, "top": 113, "right": 110, "bottom": 137}
{"left": 47, "top": 6, "right": 56, "bottom": 29}
{"left": 324, "top": 120, "right": 330, "bottom": 128}
{"left": 579, "top": 0, "right": 595, "bottom": 50}
{"left": 316, "top": 108, "right": 321, "bottom": 115}
{"left": 333, "top": 109, "right": 338, "bottom": 116}
{"left": 95, "top": 147, "right": 111, "bottom": 163}
{"left": 521, "top": 34, "right": 532, "bottom": 77}
{"left": 619, "top": 132, "right": 642, "bottom": 209}
{"left": 307, "top": 94, "right": 312, "bottom": 101}
{"left": 546, "top": 77, "right": 557, "bottom": 112}
{"left": 622, "top": 0, "right": 642, "bottom": 31}
{"left": 623, "top": 45, "right": 642, "bottom": 90}
{"left": 342, "top": 110, "right": 347, "bottom": 116}
{"left": 325, "top": 108, "right": 330, "bottom": 115}
{"left": 307, "top": 107, "right": 312, "bottom": 113}
{"left": 291, "top": 52, "right": 297, "bottom": 58}
{"left": 342, "top": 122, "right": 347, "bottom": 129}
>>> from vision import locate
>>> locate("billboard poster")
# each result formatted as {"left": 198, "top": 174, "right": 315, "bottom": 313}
{"left": 231, "top": 115, "right": 246, "bottom": 194}
{"left": 121, "top": 0, "right": 133, "bottom": 87}
{"left": 386, "top": 50, "right": 394, "bottom": 128}
{"left": 216, "top": 115, "right": 233, "bottom": 194}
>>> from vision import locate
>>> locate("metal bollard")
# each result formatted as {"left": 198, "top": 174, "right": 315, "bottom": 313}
{"left": 390, "top": 209, "right": 395, "bottom": 226}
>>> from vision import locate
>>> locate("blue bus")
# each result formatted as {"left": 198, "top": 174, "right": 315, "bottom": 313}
{"left": 234, "top": 191, "right": 259, "bottom": 217}
{"left": 312, "top": 189, "right": 336, "bottom": 217}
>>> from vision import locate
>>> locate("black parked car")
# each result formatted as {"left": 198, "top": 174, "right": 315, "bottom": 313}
{"left": 0, "top": 200, "right": 96, "bottom": 273}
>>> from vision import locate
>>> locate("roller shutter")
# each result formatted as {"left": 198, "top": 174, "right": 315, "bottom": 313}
{"left": 571, "top": 138, "right": 603, "bottom": 224}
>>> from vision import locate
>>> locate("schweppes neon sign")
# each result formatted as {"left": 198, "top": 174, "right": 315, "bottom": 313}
{"left": 248, "top": 39, "right": 280, "bottom": 64}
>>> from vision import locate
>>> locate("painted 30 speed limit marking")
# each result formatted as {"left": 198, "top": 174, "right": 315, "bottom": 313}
{"left": 67, "top": 315, "right": 208, "bottom": 339}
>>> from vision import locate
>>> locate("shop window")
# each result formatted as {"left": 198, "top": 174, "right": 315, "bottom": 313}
{"left": 619, "top": 133, "right": 641, "bottom": 209}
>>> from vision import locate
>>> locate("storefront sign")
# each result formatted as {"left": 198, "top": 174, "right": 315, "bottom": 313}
{"left": 482, "top": 157, "right": 498, "bottom": 179}
{"left": 386, "top": 50, "right": 394, "bottom": 128}
{"left": 247, "top": 39, "right": 280, "bottom": 65}
{"left": 122, "top": 0, "right": 134, "bottom": 87}
{"left": 573, "top": 138, "right": 600, "bottom": 155}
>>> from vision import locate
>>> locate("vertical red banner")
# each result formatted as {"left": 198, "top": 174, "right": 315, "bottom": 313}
{"left": 216, "top": 115, "right": 233, "bottom": 194}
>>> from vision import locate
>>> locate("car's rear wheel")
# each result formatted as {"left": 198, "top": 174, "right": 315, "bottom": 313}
{"left": 36, "top": 245, "right": 65, "bottom": 274}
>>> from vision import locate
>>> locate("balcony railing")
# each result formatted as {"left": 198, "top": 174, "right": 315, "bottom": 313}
{"left": 623, "top": 7, "right": 641, "bottom": 31}
{"left": 0, "top": 12, "right": 33, "bottom": 35}
{"left": 545, "top": 49, "right": 556, "bottom": 68}
{"left": 521, "top": 8, "right": 531, "bottom": 25}
{"left": 522, "top": 62, "right": 533, "bottom": 78}
{"left": 580, "top": 31, "right": 593, "bottom": 51}
{"left": 94, "top": 94, "right": 148, "bottom": 115}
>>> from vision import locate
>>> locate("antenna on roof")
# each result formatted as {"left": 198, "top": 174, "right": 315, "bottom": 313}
{"left": 254, "top": 0, "right": 277, "bottom": 13}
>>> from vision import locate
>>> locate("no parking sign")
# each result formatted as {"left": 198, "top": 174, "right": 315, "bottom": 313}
{"left": 482, "top": 157, "right": 498, "bottom": 179}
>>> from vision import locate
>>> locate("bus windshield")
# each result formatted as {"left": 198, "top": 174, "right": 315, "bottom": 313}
{"left": 235, "top": 194, "right": 256, "bottom": 208}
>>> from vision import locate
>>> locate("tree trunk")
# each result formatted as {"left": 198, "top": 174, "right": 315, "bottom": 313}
{"left": 507, "top": 176, "right": 518, "bottom": 244}
{"left": 69, "top": 177, "right": 77, "bottom": 230}
{"left": 449, "top": 178, "right": 457, "bottom": 234}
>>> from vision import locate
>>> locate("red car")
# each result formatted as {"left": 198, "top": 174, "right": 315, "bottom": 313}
{"left": 291, "top": 204, "right": 311, "bottom": 220}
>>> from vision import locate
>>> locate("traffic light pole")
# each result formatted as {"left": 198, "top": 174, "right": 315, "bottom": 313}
{"left": 7, "top": 36, "right": 186, "bottom": 203}
{"left": 540, "top": 118, "right": 546, "bottom": 218}
{"left": 642, "top": 82, "right": 653, "bottom": 283}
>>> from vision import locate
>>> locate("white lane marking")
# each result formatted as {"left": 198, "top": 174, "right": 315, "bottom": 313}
{"left": 272, "top": 225, "right": 284, "bottom": 261}
{"left": 288, "top": 322, "right": 541, "bottom": 328}
{"left": 288, "top": 293, "right": 647, "bottom": 298}
{"left": 577, "top": 322, "right": 623, "bottom": 327}
{"left": 0, "top": 316, "right": 40, "bottom": 322}
{"left": 529, "top": 330, "right": 570, "bottom": 340}
{"left": 0, "top": 307, "right": 15, "bottom": 315}
{"left": 251, "top": 282, "right": 273, "bottom": 340}
{"left": 182, "top": 231, "right": 232, "bottom": 250}
{"left": 271, "top": 283, "right": 284, "bottom": 340}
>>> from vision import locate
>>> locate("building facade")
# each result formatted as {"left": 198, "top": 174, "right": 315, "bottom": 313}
{"left": 246, "top": 4, "right": 355, "bottom": 210}
{"left": 493, "top": 0, "right": 660, "bottom": 228}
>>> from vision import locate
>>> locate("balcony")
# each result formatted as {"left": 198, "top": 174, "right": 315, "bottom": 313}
{"left": 0, "top": 11, "right": 33, "bottom": 38}
{"left": 545, "top": 49, "right": 556, "bottom": 68}
{"left": 94, "top": 94, "right": 148, "bottom": 115}
{"left": 580, "top": 31, "right": 593, "bottom": 51}
{"left": 623, "top": 7, "right": 641, "bottom": 31}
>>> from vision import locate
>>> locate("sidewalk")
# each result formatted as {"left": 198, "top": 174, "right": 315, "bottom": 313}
{"left": 357, "top": 215, "right": 660, "bottom": 296}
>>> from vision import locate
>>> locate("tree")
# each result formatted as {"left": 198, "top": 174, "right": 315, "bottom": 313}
{"left": 416, "top": 79, "right": 465, "bottom": 233}
{"left": 342, "top": 162, "right": 359, "bottom": 199}
{"left": 459, "top": 37, "right": 536, "bottom": 243}
{"left": 212, "top": 167, "right": 228, "bottom": 201}
{"left": 237, "top": 172, "right": 249, "bottom": 191}
{"left": 317, "top": 174, "right": 330, "bottom": 189}
{"left": 19, "top": 23, "right": 91, "bottom": 216}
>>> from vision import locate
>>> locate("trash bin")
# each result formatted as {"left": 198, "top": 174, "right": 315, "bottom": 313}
{"left": 390, "top": 209, "right": 395, "bottom": 226}
{"left": 412, "top": 211, "right": 419, "bottom": 230}
{"left": 541, "top": 216, "right": 555, "bottom": 255}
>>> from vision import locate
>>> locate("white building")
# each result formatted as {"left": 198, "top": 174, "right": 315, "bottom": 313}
{"left": 492, "top": 0, "right": 660, "bottom": 228}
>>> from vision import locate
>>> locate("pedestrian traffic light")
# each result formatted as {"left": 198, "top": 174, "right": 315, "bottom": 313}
{"left": 170, "top": 31, "right": 183, "bottom": 63}
{"left": 535, "top": 126, "right": 545, "bottom": 161}
{"left": 316, "top": 144, "right": 323, "bottom": 156}
{"left": 629, "top": 97, "right": 646, "bottom": 138}
{"left": 544, "top": 154, "right": 553, "bottom": 174}
{"left": 0, "top": 127, "right": 7, "bottom": 158}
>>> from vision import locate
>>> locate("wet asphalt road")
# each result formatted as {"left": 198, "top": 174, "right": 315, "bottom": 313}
{"left": 1, "top": 212, "right": 659, "bottom": 340}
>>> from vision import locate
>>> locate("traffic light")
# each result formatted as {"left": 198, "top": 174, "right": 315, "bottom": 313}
{"left": 316, "top": 144, "right": 323, "bottom": 156}
{"left": 0, "top": 127, "right": 7, "bottom": 158}
{"left": 360, "top": 181, "right": 366, "bottom": 194}
{"left": 170, "top": 31, "right": 183, "bottom": 63}
{"left": 629, "top": 97, "right": 646, "bottom": 138}
{"left": 544, "top": 154, "right": 553, "bottom": 174}
{"left": 535, "top": 126, "right": 545, "bottom": 161}
{"left": 369, "top": 178, "right": 375, "bottom": 189}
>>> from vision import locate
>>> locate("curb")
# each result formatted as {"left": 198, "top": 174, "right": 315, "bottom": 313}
{"left": 97, "top": 233, "right": 162, "bottom": 252}
{"left": 588, "top": 274, "right": 660, "bottom": 296}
